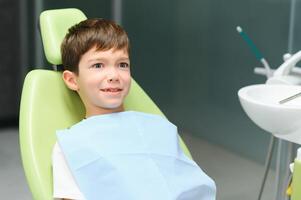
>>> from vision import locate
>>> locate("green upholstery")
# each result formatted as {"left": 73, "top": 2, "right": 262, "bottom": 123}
{"left": 19, "top": 8, "right": 192, "bottom": 200}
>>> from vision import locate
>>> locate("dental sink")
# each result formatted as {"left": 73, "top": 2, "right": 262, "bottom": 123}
{"left": 238, "top": 84, "right": 301, "bottom": 144}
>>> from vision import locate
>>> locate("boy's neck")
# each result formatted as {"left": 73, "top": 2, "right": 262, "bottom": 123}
{"left": 85, "top": 105, "right": 125, "bottom": 118}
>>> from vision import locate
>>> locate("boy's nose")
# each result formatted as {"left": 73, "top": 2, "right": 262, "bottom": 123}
{"left": 107, "top": 68, "right": 120, "bottom": 83}
{"left": 108, "top": 77, "right": 119, "bottom": 83}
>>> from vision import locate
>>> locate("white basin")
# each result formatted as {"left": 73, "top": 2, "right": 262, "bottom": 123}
{"left": 238, "top": 84, "right": 301, "bottom": 144}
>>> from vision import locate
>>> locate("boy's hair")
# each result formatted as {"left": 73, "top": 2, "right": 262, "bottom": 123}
{"left": 61, "top": 18, "right": 130, "bottom": 74}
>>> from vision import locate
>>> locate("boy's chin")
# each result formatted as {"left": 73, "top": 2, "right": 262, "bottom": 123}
{"left": 102, "top": 103, "right": 123, "bottom": 110}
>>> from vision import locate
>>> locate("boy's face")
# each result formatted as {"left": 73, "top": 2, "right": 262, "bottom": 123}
{"left": 63, "top": 46, "right": 131, "bottom": 117}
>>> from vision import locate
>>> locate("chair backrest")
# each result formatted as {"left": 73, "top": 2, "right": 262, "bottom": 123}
{"left": 40, "top": 8, "right": 87, "bottom": 65}
{"left": 19, "top": 8, "right": 192, "bottom": 200}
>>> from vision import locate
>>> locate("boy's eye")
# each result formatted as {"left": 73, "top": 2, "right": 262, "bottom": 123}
{"left": 92, "top": 63, "right": 103, "bottom": 68}
{"left": 119, "top": 62, "right": 129, "bottom": 68}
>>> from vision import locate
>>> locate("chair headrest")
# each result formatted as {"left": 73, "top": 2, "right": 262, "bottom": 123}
{"left": 40, "top": 8, "right": 87, "bottom": 65}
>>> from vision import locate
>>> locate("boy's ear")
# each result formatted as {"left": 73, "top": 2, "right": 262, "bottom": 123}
{"left": 62, "top": 70, "right": 79, "bottom": 91}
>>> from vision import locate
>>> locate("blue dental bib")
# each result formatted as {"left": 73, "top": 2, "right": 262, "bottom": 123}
{"left": 56, "top": 111, "right": 216, "bottom": 200}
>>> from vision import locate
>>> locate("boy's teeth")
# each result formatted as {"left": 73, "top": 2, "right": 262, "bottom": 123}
{"left": 105, "top": 88, "right": 119, "bottom": 92}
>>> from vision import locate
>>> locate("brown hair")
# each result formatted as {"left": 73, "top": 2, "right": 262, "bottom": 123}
{"left": 61, "top": 18, "right": 130, "bottom": 74}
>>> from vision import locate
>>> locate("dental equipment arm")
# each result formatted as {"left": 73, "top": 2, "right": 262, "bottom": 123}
{"left": 254, "top": 66, "right": 301, "bottom": 77}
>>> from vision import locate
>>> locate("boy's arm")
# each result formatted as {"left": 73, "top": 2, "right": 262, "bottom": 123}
{"left": 52, "top": 142, "right": 85, "bottom": 199}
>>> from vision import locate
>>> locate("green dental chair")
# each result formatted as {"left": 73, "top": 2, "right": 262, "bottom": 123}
{"left": 19, "top": 8, "right": 192, "bottom": 200}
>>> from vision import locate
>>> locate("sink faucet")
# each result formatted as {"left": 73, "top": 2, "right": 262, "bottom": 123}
{"left": 274, "top": 50, "right": 301, "bottom": 76}
{"left": 254, "top": 51, "right": 301, "bottom": 85}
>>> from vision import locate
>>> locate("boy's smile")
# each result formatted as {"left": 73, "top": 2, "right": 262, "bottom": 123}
{"left": 63, "top": 46, "right": 131, "bottom": 117}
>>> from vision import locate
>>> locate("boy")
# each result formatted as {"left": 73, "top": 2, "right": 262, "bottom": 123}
{"left": 52, "top": 18, "right": 216, "bottom": 200}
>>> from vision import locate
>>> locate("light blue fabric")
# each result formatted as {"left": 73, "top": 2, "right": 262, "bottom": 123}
{"left": 56, "top": 111, "right": 216, "bottom": 200}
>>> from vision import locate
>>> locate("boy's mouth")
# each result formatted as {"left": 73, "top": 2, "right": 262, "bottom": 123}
{"left": 100, "top": 88, "right": 123, "bottom": 92}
